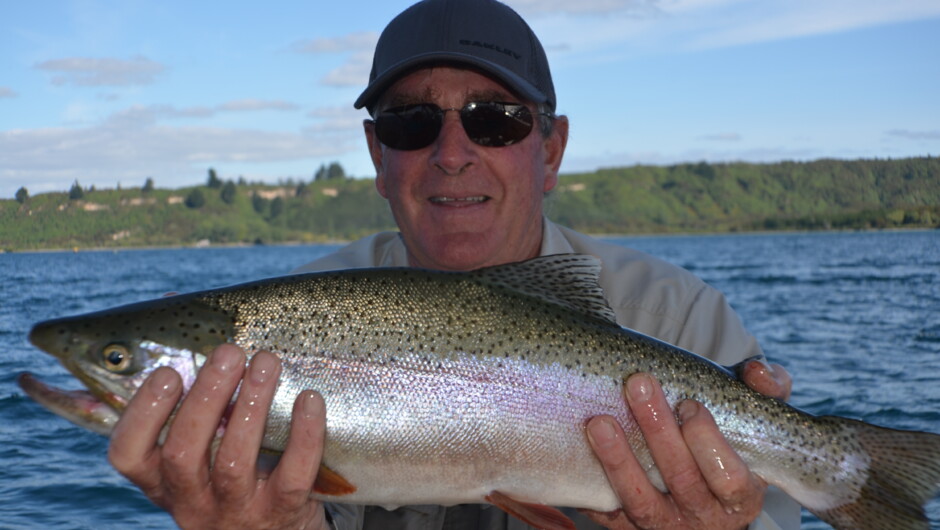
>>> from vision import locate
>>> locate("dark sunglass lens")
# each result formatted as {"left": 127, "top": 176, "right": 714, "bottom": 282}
{"left": 461, "top": 103, "right": 534, "bottom": 147}
{"left": 375, "top": 104, "right": 442, "bottom": 150}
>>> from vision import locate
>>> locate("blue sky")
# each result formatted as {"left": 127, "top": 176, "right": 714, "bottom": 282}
{"left": 2, "top": 0, "right": 939, "bottom": 198}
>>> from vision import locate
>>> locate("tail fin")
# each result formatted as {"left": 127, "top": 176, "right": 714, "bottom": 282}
{"left": 813, "top": 418, "right": 940, "bottom": 530}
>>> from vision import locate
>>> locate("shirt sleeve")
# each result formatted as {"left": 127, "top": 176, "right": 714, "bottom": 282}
{"left": 749, "top": 486, "right": 804, "bottom": 530}
{"left": 670, "top": 282, "right": 764, "bottom": 366}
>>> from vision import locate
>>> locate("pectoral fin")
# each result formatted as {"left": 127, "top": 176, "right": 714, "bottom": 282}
{"left": 485, "top": 490, "right": 575, "bottom": 530}
{"left": 313, "top": 464, "right": 357, "bottom": 495}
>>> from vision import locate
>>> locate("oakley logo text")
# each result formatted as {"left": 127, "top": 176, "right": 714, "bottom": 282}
{"left": 459, "top": 39, "right": 521, "bottom": 60}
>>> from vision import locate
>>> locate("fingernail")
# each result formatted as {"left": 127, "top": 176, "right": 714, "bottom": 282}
{"left": 678, "top": 400, "right": 699, "bottom": 423}
{"left": 147, "top": 368, "right": 179, "bottom": 398}
{"left": 747, "top": 358, "right": 771, "bottom": 376}
{"left": 249, "top": 352, "right": 279, "bottom": 385}
{"left": 301, "top": 391, "right": 323, "bottom": 419}
{"left": 211, "top": 345, "right": 242, "bottom": 372}
{"left": 626, "top": 373, "right": 653, "bottom": 403}
{"left": 586, "top": 417, "right": 618, "bottom": 448}
{"left": 753, "top": 358, "right": 772, "bottom": 370}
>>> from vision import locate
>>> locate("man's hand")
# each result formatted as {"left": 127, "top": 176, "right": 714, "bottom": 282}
{"left": 582, "top": 360, "right": 792, "bottom": 529}
{"left": 108, "top": 344, "right": 329, "bottom": 530}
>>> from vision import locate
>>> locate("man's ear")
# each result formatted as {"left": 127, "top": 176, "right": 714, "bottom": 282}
{"left": 542, "top": 115, "right": 568, "bottom": 193}
{"left": 364, "top": 120, "right": 388, "bottom": 198}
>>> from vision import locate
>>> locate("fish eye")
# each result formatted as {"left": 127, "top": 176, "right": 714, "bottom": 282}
{"left": 101, "top": 344, "right": 131, "bottom": 372}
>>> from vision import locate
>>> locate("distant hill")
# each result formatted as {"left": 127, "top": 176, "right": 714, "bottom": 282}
{"left": 547, "top": 157, "right": 939, "bottom": 234}
{"left": 2, "top": 157, "right": 937, "bottom": 251}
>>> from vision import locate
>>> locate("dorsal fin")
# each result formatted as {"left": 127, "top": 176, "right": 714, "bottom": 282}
{"left": 473, "top": 254, "right": 619, "bottom": 325}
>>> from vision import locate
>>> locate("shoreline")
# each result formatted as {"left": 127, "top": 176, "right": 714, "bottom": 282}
{"left": 4, "top": 226, "right": 935, "bottom": 254}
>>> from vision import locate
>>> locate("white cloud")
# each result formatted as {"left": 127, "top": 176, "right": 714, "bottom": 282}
{"left": 0, "top": 87, "right": 18, "bottom": 98}
{"left": 562, "top": 144, "right": 823, "bottom": 172}
{"left": 321, "top": 50, "right": 374, "bottom": 87}
{"left": 0, "top": 103, "right": 363, "bottom": 196}
{"left": 292, "top": 32, "right": 378, "bottom": 54}
{"left": 886, "top": 129, "right": 940, "bottom": 141}
{"left": 161, "top": 105, "right": 216, "bottom": 119}
{"left": 508, "top": 0, "right": 660, "bottom": 16}
{"left": 662, "top": 0, "right": 940, "bottom": 51}
{"left": 35, "top": 55, "right": 167, "bottom": 87}
{"left": 306, "top": 105, "right": 369, "bottom": 134}
{"left": 216, "top": 99, "right": 300, "bottom": 112}
{"left": 292, "top": 32, "right": 378, "bottom": 88}
{"left": 698, "top": 132, "right": 742, "bottom": 142}
{"left": 101, "top": 100, "right": 303, "bottom": 123}
{"left": 528, "top": 0, "right": 940, "bottom": 62}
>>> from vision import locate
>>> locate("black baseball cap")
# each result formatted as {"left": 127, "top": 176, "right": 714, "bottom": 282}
{"left": 354, "top": 0, "right": 556, "bottom": 114}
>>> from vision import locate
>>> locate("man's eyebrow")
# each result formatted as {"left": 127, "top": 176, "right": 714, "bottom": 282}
{"left": 466, "top": 89, "right": 516, "bottom": 103}
{"left": 382, "top": 87, "right": 439, "bottom": 109}
{"left": 383, "top": 88, "right": 518, "bottom": 107}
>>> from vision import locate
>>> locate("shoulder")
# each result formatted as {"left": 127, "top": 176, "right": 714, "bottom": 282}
{"left": 550, "top": 223, "right": 708, "bottom": 322}
{"left": 291, "top": 232, "right": 408, "bottom": 273}
{"left": 548, "top": 222, "right": 759, "bottom": 363}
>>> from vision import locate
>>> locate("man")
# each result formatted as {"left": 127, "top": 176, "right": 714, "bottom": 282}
{"left": 108, "top": 0, "right": 800, "bottom": 529}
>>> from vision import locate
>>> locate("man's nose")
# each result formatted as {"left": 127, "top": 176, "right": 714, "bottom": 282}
{"left": 429, "top": 111, "right": 475, "bottom": 176}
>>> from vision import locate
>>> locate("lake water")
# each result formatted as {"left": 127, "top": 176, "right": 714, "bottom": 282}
{"left": 1, "top": 230, "right": 938, "bottom": 529}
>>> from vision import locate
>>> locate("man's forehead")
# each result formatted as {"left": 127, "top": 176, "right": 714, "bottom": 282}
{"left": 383, "top": 87, "right": 514, "bottom": 106}
{"left": 378, "top": 66, "right": 522, "bottom": 108}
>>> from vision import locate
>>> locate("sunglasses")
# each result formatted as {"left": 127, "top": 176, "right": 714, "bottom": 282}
{"left": 370, "top": 102, "right": 553, "bottom": 151}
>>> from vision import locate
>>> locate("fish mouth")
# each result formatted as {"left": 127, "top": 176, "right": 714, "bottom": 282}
{"left": 17, "top": 372, "right": 121, "bottom": 436}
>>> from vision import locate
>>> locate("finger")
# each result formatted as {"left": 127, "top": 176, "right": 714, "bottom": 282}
{"left": 624, "top": 373, "right": 711, "bottom": 506}
{"left": 268, "top": 390, "right": 327, "bottom": 510}
{"left": 108, "top": 367, "right": 182, "bottom": 502}
{"left": 160, "top": 344, "right": 246, "bottom": 497}
{"left": 741, "top": 360, "right": 792, "bottom": 400}
{"left": 677, "top": 400, "right": 766, "bottom": 518}
{"left": 211, "top": 350, "right": 282, "bottom": 504}
{"left": 585, "top": 414, "right": 666, "bottom": 527}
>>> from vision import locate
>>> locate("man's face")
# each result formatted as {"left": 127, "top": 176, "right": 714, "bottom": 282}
{"left": 364, "top": 66, "right": 568, "bottom": 271}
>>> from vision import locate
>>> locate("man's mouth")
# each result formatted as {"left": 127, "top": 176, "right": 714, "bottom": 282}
{"left": 429, "top": 196, "right": 489, "bottom": 205}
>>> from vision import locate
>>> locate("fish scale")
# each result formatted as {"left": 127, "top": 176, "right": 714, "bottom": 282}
{"left": 20, "top": 254, "right": 940, "bottom": 529}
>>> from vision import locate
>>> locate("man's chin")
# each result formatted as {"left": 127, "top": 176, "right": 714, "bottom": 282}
{"left": 409, "top": 233, "right": 503, "bottom": 271}
{"left": 409, "top": 231, "right": 538, "bottom": 272}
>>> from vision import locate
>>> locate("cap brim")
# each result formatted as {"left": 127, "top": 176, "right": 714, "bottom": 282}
{"left": 354, "top": 52, "right": 549, "bottom": 112}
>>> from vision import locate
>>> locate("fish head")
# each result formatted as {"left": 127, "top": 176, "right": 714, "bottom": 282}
{"left": 26, "top": 293, "right": 234, "bottom": 413}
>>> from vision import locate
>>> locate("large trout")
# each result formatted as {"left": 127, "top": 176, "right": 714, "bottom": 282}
{"left": 19, "top": 255, "right": 940, "bottom": 529}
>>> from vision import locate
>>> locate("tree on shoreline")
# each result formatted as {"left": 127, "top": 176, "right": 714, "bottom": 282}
{"left": 69, "top": 181, "right": 84, "bottom": 200}
{"left": 185, "top": 188, "right": 205, "bottom": 208}
{"left": 220, "top": 181, "right": 237, "bottom": 204}
{"left": 207, "top": 168, "right": 222, "bottom": 189}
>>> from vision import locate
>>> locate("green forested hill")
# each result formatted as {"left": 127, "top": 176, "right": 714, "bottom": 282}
{"left": 2, "top": 157, "right": 937, "bottom": 251}
{"left": 547, "top": 157, "right": 939, "bottom": 233}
